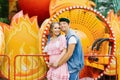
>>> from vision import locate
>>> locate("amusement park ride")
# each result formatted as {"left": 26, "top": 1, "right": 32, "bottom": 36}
{"left": 0, "top": 0, "right": 120, "bottom": 80}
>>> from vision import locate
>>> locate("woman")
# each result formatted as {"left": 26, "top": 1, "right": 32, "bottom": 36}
{"left": 44, "top": 22, "right": 69, "bottom": 80}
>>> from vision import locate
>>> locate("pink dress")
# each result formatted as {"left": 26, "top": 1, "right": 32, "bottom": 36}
{"left": 46, "top": 35, "right": 69, "bottom": 80}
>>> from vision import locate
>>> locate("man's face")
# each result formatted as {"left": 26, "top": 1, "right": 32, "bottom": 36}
{"left": 59, "top": 21, "right": 69, "bottom": 32}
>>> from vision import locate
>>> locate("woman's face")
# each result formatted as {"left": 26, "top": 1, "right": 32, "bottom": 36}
{"left": 52, "top": 23, "right": 61, "bottom": 36}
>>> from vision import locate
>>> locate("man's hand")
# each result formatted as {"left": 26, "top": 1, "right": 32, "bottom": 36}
{"left": 48, "top": 62, "right": 59, "bottom": 68}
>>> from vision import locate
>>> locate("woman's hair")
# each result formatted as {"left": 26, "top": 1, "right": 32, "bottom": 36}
{"left": 49, "top": 22, "right": 60, "bottom": 36}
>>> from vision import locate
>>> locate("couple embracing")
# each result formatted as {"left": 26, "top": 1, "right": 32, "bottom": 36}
{"left": 44, "top": 18, "right": 84, "bottom": 80}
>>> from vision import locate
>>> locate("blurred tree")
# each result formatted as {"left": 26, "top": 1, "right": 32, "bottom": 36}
{"left": 0, "top": 0, "right": 9, "bottom": 17}
{"left": 0, "top": 0, "right": 10, "bottom": 24}
{"left": 93, "top": 0, "right": 120, "bottom": 17}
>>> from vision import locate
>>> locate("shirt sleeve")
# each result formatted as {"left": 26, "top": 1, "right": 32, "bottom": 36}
{"left": 68, "top": 36, "right": 77, "bottom": 44}
{"left": 43, "top": 45, "right": 48, "bottom": 52}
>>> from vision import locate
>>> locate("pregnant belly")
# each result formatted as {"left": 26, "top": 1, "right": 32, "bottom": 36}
{"left": 49, "top": 55, "right": 60, "bottom": 63}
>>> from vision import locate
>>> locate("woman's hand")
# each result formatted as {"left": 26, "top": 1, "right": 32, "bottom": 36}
{"left": 47, "top": 62, "right": 53, "bottom": 67}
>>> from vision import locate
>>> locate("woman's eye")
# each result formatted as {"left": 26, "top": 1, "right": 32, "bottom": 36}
{"left": 54, "top": 28, "right": 60, "bottom": 29}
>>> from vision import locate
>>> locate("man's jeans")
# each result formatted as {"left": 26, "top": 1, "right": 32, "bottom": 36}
{"left": 69, "top": 71, "right": 80, "bottom": 80}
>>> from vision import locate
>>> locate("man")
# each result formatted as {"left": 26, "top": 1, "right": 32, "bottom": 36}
{"left": 51, "top": 17, "right": 84, "bottom": 80}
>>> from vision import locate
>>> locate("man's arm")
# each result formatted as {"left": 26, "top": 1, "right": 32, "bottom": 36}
{"left": 56, "top": 48, "right": 67, "bottom": 63}
{"left": 54, "top": 43, "right": 76, "bottom": 68}
{"left": 48, "top": 48, "right": 67, "bottom": 67}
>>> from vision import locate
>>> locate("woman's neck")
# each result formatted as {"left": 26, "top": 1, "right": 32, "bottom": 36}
{"left": 51, "top": 35, "right": 57, "bottom": 39}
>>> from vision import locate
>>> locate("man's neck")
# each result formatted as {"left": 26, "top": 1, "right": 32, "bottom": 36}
{"left": 65, "top": 28, "right": 69, "bottom": 35}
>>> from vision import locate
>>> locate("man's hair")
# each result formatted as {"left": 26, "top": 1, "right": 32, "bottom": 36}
{"left": 59, "top": 18, "right": 70, "bottom": 24}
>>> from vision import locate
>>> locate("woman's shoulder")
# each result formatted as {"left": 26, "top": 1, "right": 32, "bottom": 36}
{"left": 58, "top": 35, "right": 66, "bottom": 39}
{"left": 57, "top": 35, "right": 66, "bottom": 43}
